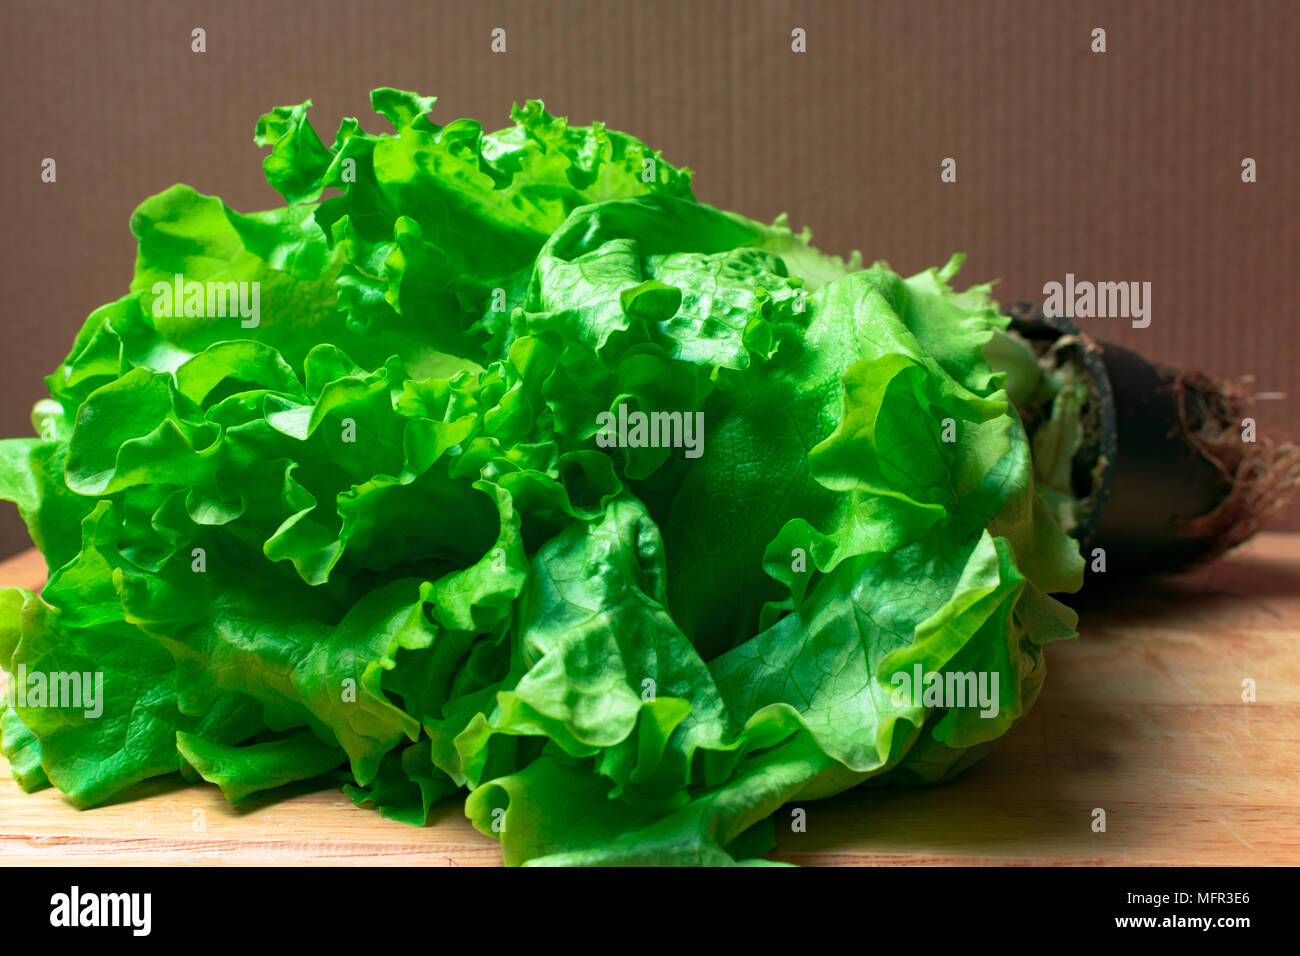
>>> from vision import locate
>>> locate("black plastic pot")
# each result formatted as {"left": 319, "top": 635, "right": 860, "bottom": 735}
{"left": 1005, "top": 303, "right": 1238, "bottom": 579}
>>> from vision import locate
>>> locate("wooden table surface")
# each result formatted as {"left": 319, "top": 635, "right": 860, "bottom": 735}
{"left": 2, "top": 535, "right": 1298, "bottom": 866}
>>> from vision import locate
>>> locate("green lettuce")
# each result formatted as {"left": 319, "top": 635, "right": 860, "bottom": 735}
{"left": 0, "top": 90, "right": 1082, "bottom": 865}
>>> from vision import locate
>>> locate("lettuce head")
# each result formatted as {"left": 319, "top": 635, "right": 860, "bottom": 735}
{"left": 0, "top": 89, "right": 1083, "bottom": 865}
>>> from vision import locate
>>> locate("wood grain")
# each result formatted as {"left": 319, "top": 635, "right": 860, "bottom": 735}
{"left": 3, "top": 536, "right": 1298, "bottom": 866}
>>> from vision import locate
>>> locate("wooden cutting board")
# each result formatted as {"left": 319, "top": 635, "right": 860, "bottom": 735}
{"left": 3, "top": 535, "right": 1298, "bottom": 866}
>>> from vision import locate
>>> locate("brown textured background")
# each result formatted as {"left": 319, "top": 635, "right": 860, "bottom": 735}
{"left": 1, "top": 0, "right": 1296, "bottom": 558}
